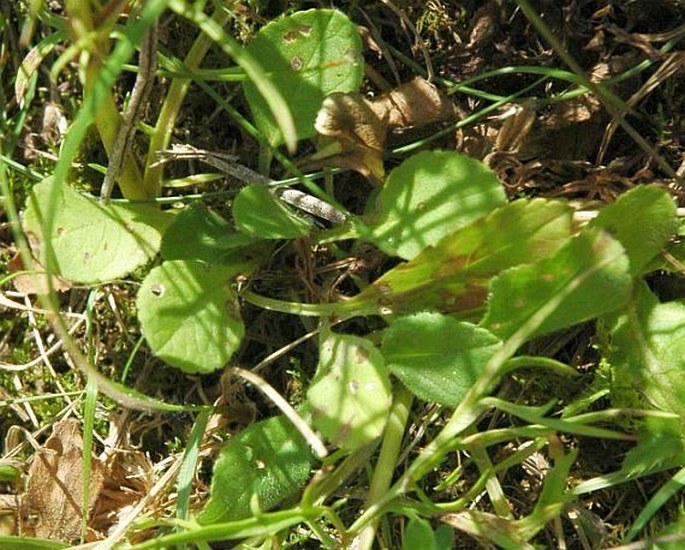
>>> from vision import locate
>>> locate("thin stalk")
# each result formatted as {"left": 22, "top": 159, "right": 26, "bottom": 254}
{"left": 353, "top": 384, "right": 413, "bottom": 550}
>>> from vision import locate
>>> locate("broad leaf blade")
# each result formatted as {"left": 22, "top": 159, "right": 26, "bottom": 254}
{"left": 367, "top": 151, "right": 506, "bottom": 260}
{"left": 23, "top": 178, "right": 171, "bottom": 283}
{"left": 161, "top": 203, "right": 260, "bottom": 263}
{"left": 482, "top": 228, "right": 632, "bottom": 339}
{"left": 137, "top": 260, "right": 246, "bottom": 373}
{"left": 198, "top": 415, "right": 314, "bottom": 524}
{"left": 382, "top": 313, "right": 501, "bottom": 406}
{"left": 243, "top": 9, "right": 364, "bottom": 146}
{"left": 590, "top": 185, "right": 678, "bottom": 276}
{"left": 349, "top": 198, "right": 573, "bottom": 316}
{"left": 604, "top": 282, "right": 685, "bottom": 420}
{"left": 308, "top": 333, "right": 392, "bottom": 450}
{"left": 233, "top": 185, "right": 312, "bottom": 239}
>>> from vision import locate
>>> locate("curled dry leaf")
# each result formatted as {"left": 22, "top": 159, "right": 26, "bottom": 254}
{"left": 19, "top": 419, "right": 105, "bottom": 542}
{"left": 1, "top": 419, "right": 153, "bottom": 543}
{"left": 306, "top": 77, "right": 460, "bottom": 182}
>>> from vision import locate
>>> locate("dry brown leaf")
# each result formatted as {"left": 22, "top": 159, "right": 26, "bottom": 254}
{"left": 306, "top": 77, "right": 460, "bottom": 182}
{"left": 19, "top": 419, "right": 105, "bottom": 542}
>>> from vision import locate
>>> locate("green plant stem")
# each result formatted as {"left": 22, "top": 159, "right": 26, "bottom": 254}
{"left": 353, "top": 384, "right": 413, "bottom": 550}
{"left": 143, "top": 3, "right": 232, "bottom": 198}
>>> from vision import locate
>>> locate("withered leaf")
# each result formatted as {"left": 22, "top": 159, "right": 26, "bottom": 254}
{"left": 19, "top": 419, "right": 104, "bottom": 542}
{"left": 307, "top": 77, "right": 460, "bottom": 182}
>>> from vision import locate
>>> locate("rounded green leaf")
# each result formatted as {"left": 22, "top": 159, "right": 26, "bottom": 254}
{"left": 590, "top": 185, "right": 678, "bottom": 276}
{"left": 137, "top": 260, "right": 244, "bottom": 373}
{"left": 198, "top": 416, "right": 314, "bottom": 524}
{"left": 22, "top": 178, "right": 172, "bottom": 283}
{"left": 382, "top": 313, "right": 501, "bottom": 406}
{"left": 243, "top": 9, "right": 364, "bottom": 146}
{"left": 161, "top": 203, "right": 259, "bottom": 263}
{"left": 367, "top": 150, "right": 507, "bottom": 260}
{"left": 233, "top": 185, "right": 311, "bottom": 238}
{"left": 308, "top": 333, "right": 392, "bottom": 451}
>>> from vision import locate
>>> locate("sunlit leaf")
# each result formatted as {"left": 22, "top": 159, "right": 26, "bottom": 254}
{"left": 308, "top": 332, "right": 391, "bottom": 450}
{"left": 590, "top": 185, "right": 678, "bottom": 276}
{"left": 23, "top": 178, "right": 172, "bottom": 284}
{"left": 482, "top": 228, "right": 632, "bottom": 339}
{"left": 347, "top": 198, "right": 573, "bottom": 317}
{"left": 604, "top": 282, "right": 685, "bottom": 420}
{"left": 382, "top": 313, "right": 501, "bottom": 406}
{"left": 137, "top": 260, "right": 246, "bottom": 373}
{"left": 367, "top": 150, "right": 506, "bottom": 260}
{"left": 198, "top": 416, "right": 314, "bottom": 524}
{"left": 243, "top": 9, "right": 363, "bottom": 146}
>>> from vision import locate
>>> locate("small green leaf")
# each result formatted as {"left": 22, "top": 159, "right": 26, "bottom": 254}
{"left": 590, "top": 185, "right": 678, "bottom": 275}
{"left": 23, "top": 178, "right": 172, "bottom": 283}
{"left": 233, "top": 185, "right": 312, "bottom": 238}
{"left": 308, "top": 332, "right": 392, "bottom": 450}
{"left": 349, "top": 198, "right": 573, "bottom": 316}
{"left": 367, "top": 151, "right": 506, "bottom": 259}
{"left": 161, "top": 203, "right": 260, "bottom": 263}
{"left": 137, "top": 260, "right": 245, "bottom": 373}
{"left": 482, "top": 228, "right": 632, "bottom": 340}
{"left": 382, "top": 313, "right": 501, "bottom": 406}
{"left": 198, "top": 416, "right": 314, "bottom": 524}
{"left": 243, "top": 9, "right": 363, "bottom": 146}
{"left": 604, "top": 282, "right": 685, "bottom": 420}
{"left": 0, "top": 536, "right": 68, "bottom": 549}
{"left": 403, "top": 517, "right": 437, "bottom": 550}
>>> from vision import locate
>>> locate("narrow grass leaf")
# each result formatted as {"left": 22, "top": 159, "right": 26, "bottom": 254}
{"left": 23, "top": 178, "right": 172, "bottom": 283}
{"left": 137, "top": 260, "right": 245, "bottom": 373}
{"left": 367, "top": 151, "right": 506, "bottom": 260}
{"left": 382, "top": 313, "right": 501, "bottom": 406}
{"left": 198, "top": 416, "right": 314, "bottom": 524}
{"left": 177, "top": 408, "right": 211, "bottom": 524}
{"left": 482, "top": 228, "right": 632, "bottom": 340}
{"left": 307, "top": 332, "right": 392, "bottom": 451}
{"left": 243, "top": 9, "right": 363, "bottom": 147}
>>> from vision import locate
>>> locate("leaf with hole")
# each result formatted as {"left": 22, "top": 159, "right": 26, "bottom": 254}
{"left": 22, "top": 178, "right": 172, "bottom": 284}
{"left": 482, "top": 228, "right": 632, "bottom": 340}
{"left": 367, "top": 150, "right": 506, "bottom": 260}
{"left": 243, "top": 8, "right": 363, "bottom": 146}
{"left": 233, "top": 185, "right": 312, "bottom": 239}
{"left": 198, "top": 415, "right": 314, "bottom": 524}
{"left": 137, "top": 260, "right": 248, "bottom": 373}
{"left": 307, "top": 332, "right": 391, "bottom": 451}
{"left": 382, "top": 313, "right": 501, "bottom": 406}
